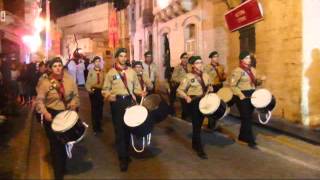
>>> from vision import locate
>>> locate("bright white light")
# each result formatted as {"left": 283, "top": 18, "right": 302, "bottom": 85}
{"left": 34, "top": 17, "right": 45, "bottom": 32}
{"left": 22, "top": 35, "right": 42, "bottom": 53}
{"left": 158, "top": 0, "right": 170, "bottom": 9}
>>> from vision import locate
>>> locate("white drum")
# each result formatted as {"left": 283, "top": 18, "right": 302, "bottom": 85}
{"left": 217, "top": 87, "right": 235, "bottom": 106}
{"left": 251, "top": 89, "right": 276, "bottom": 124}
{"left": 199, "top": 93, "right": 228, "bottom": 120}
{"left": 124, "top": 105, "right": 148, "bottom": 128}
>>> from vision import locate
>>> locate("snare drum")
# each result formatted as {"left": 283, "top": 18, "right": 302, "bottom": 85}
{"left": 51, "top": 110, "right": 88, "bottom": 144}
{"left": 217, "top": 87, "right": 236, "bottom": 107}
{"left": 251, "top": 89, "right": 276, "bottom": 124}
{"left": 199, "top": 93, "right": 228, "bottom": 120}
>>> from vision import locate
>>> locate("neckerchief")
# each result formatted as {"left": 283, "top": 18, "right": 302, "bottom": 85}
{"left": 137, "top": 74, "right": 144, "bottom": 90}
{"left": 239, "top": 62, "right": 256, "bottom": 86}
{"left": 94, "top": 67, "right": 101, "bottom": 84}
{"left": 50, "top": 73, "right": 65, "bottom": 101}
{"left": 192, "top": 68, "right": 207, "bottom": 94}
{"left": 181, "top": 63, "right": 188, "bottom": 73}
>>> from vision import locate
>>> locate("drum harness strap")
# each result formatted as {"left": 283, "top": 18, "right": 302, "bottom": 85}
{"left": 116, "top": 69, "right": 151, "bottom": 153}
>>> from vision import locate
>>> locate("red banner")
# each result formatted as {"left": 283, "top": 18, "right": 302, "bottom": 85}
{"left": 225, "top": 0, "right": 263, "bottom": 32}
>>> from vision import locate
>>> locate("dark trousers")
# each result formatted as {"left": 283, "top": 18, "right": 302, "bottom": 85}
{"left": 188, "top": 98, "right": 205, "bottom": 149}
{"left": 180, "top": 98, "right": 190, "bottom": 120}
{"left": 89, "top": 89, "right": 104, "bottom": 132}
{"left": 169, "top": 83, "right": 178, "bottom": 115}
{"left": 43, "top": 109, "right": 67, "bottom": 180}
{"left": 110, "top": 96, "right": 132, "bottom": 161}
{"left": 208, "top": 84, "right": 223, "bottom": 129}
{"left": 235, "top": 90, "right": 255, "bottom": 144}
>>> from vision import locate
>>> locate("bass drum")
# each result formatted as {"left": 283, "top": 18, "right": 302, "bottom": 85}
{"left": 142, "top": 94, "right": 171, "bottom": 123}
{"left": 217, "top": 87, "right": 236, "bottom": 107}
{"left": 199, "top": 93, "right": 228, "bottom": 121}
{"left": 124, "top": 105, "right": 153, "bottom": 137}
{"left": 251, "top": 88, "right": 276, "bottom": 124}
{"left": 51, "top": 110, "right": 88, "bottom": 144}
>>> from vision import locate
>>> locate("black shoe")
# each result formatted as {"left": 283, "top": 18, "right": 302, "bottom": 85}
{"left": 248, "top": 142, "right": 258, "bottom": 150}
{"left": 119, "top": 160, "right": 128, "bottom": 172}
{"left": 197, "top": 149, "right": 208, "bottom": 159}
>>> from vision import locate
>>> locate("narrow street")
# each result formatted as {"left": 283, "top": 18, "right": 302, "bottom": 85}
{"left": 23, "top": 89, "right": 320, "bottom": 179}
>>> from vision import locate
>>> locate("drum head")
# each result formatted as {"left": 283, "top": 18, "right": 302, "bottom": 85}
{"left": 217, "top": 87, "right": 233, "bottom": 103}
{"left": 142, "top": 94, "right": 162, "bottom": 111}
{"left": 52, "top": 111, "right": 79, "bottom": 132}
{"left": 124, "top": 105, "right": 148, "bottom": 127}
{"left": 199, "top": 93, "right": 221, "bottom": 115}
{"left": 251, "top": 89, "right": 272, "bottom": 108}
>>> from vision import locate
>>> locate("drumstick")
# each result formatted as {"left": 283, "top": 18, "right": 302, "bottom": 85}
{"left": 140, "top": 87, "right": 147, "bottom": 105}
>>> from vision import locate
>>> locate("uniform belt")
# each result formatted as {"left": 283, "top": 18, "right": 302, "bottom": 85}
{"left": 116, "top": 95, "right": 131, "bottom": 99}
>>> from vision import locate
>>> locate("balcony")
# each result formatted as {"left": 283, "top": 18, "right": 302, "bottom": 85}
{"left": 142, "top": 8, "right": 154, "bottom": 27}
{"left": 154, "top": 0, "right": 198, "bottom": 23}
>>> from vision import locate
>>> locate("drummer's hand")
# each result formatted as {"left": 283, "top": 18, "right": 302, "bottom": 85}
{"left": 239, "top": 94, "right": 246, "bottom": 100}
{"left": 108, "top": 94, "right": 116, "bottom": 102}
{"left": 141, "top": 91, "right": 148, "bottom": 97}
{"left": 185, "top": 96, "right": 192, "bottom": 103}
{"left": 67, "top": 103, "right": 77, "bottom": 110}
{"left": 44, "top": 112, "right": 52, "bottom": 121}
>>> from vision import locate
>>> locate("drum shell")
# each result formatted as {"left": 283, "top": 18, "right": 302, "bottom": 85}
{"left": 225, "top": 95, "right": 236, "bottom": 107}
{"left": 205, "top": 100, "right": 228, "bottom": 120}
{"left": 127, "top": 115, "right": 153, "bottom": 137}
{"left": 149, "top": 100, "right": 170, "bottom": 123}
{"left": 256, "top": 96, "right": 276, "bottom": 114}
{"left": 55, "top": 120, "right": 86, "bottom": 144}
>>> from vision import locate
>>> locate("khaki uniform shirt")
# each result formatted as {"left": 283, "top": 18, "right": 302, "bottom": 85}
{"left": 229, "top": 67, "right": 262, "bottom": 99}
{"left": 85, "top": 68, "right": 105, "bottom": 92}
{"left": 142, "top": 62, "right": 157, "bottom": 83}
{"left": 177, "top": 72, "right": 211, "bottom": 99}
{"left": 204, "top": 64, "right": 226, "bottom": 86}
{"left": 36, "top": 73, "right": 80, "bottom": 114}
{"left": 171, "top": 65, "right": 188, "bottom": 84}
{"left": 102, "top": 67, "right": 142, "bottom": 98}
{"left": 137, "top": 72, "right": 153, "bottom": 90}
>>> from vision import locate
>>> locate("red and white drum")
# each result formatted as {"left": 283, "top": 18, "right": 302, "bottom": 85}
{"left": 251, "top": 89, "right": 276, "bottom": 124}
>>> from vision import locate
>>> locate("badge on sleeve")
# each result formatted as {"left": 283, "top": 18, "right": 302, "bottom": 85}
{"left": 191, "top": 79, "right": 195, "bottom": 83}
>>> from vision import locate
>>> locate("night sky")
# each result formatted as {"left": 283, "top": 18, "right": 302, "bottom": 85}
{"left": 46, "top": 0, "right": 80, "bottom": 20}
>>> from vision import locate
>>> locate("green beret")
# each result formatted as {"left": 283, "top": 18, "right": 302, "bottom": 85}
{"left": 132, "top": 60, "right": 143, "bottom": 68}
{"left": 188, "top": 56, "right": 202, "bottom": 64}
{"left": 144, "top": 51, "right": 152, "bottom": 57}
{"left": 115, "top": 48, "right": 127, "bottom": 58}
{"left": 48, "top": 57, "right": 63, "bottom": 68}
{"left": 239, "top": 51, "right": 250, "bottom": 60}
{"left": 209, "top": 51, "right": 219, "bottom": 58}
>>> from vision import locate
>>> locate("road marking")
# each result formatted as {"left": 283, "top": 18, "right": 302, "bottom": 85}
{"left": 258, "top": 146, "right": 320, "bottom": 172}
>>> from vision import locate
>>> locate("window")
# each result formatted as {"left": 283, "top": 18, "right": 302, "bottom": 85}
{"left": 239, "top": 25, "right": 256, "bottom": 66}
{"left": 184, "top": 24, "right": 196, "bottom": 55}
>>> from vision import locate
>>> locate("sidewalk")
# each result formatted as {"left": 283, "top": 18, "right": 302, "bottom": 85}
{"left": 0, "top": 105, "right": 34, "bottom": 179}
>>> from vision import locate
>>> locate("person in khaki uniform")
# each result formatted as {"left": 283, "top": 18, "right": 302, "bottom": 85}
{"left": 142, "top": 51, "right": 157, "bottom": 93}
{"left": 170, "top": 52, "right": 189, "bottom": 118}
{"left": 177, "top": 56, "right": 212, "bottom": 159}
{"left": 132, "top": 61, "right": 153, "bottom": 103}
{"left": 102, "top": 48, "right": 145, "bottom": 172}
{"left": 36, "top": 57, "right": 80, "bottom": 180}
{"left": 204, "top": 51, "right": 227, "bottom": 92}
{"left": 203, "top": 51, "right": 227, "bottom": 130}
{"left": 229, "top": 51, "right": 265, "bottom": 149}
{"left": 85, "top": 56, "right": 105, "bottom": 134}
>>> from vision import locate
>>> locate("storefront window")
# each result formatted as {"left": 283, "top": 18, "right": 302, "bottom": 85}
{"left": 184, "top": 24, "right": 196, "bottom": 55}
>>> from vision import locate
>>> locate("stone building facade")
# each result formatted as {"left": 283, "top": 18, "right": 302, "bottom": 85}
{"left": 127, "top": 0, "right": 320, "bottom": 128}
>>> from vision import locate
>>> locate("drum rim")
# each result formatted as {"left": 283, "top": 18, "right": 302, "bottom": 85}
{"left": 124, "top": 105, "right": 148, "bottom": 127}
{"left": 251, "top": 89, "right": 272, "bottom": 108}
{"left": 199, "top": 93, "right": 221, "bottom": 115}
{"left": 52, "top": 110, "right": 79, "bottom": 133}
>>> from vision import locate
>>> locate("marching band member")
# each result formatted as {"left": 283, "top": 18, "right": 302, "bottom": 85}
{"left": 36, "top": 57, "right": 80, "bottom": 180}
{"left": 102, "top": 48, "right": 146, "bottom": 172}
{"left": 171, "top": 52, "right": 189, "bottom": 119}
{"left": 229, "top": 51, "right": 265, "bottom": 149}
{"left": 132, "top": 60, "right": 153, "bottom": 103}
{"left": 142, "top": 51, "right": 157, "bottom": 93}
{"left": 85, "top": 56, "right": 105, "bottom": 135}
{"left": 177, "top": 56, "right": 212, "bottom": 159}
{"left": 204, "top": 51, "right": 227, "bottom": 130}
